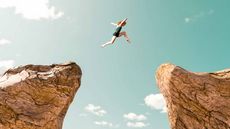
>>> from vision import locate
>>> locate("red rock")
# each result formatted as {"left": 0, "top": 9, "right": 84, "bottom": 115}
{"left": 156, "top": 63, "right": 230, "bottom": 129}
{"left": 0, "top": 62, "right": 82, "bottom": 129}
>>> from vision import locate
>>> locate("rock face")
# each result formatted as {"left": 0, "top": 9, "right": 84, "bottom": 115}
{"left": 156, "top": 63, "right": 230, "bottom": 129}
{"left": 0, "top": 62, "right": 82, "bottom": 129}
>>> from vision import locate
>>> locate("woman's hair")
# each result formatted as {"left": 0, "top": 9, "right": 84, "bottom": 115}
{"left": 117, "top": 21, "right": 126, "bottom": 26}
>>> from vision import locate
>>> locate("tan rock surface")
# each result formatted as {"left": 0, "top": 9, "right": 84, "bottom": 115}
{"left": 156, "top": 63, "right": 230, "bottom": 129}
{"left": 0, "top": 62, "right": 82, "bottom": 129}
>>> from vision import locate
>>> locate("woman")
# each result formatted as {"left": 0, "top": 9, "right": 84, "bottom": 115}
{"left": 101, "top": 18, "right": 131, "bottom": 48}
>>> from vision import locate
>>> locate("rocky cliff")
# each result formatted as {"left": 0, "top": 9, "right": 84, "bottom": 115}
{"left": 156, "top": 63, "right": 230, "bottom": 129}
{"left": 0, "top": 62, "right": 82, "bottom": 129}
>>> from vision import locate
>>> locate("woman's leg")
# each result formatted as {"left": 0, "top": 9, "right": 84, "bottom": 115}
{"left": 119, "top": 31, "right": 131, "bottom": 43}
{"left": 101, "top": 36, "right": 117, "bottom": 47}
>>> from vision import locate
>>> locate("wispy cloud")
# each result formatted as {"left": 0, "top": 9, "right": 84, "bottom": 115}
{"left": 144, "top": 93, "right": 167, "bottom": 113}
{"left": 79, "top": 113, "right": 88, "bottom": 117}
{"left": 85, "top": 104, "right": 107, "bottom": 116}
{"left": 0, "top": 60, "right": 14, "bottom": 69}
{"left": 0, "top": 0, "right": 64, "bottom": 20}
{"left": 123, "top": 113, "right": 147, "bottom": 121}
{"left": 127, "top": 122, "right": 149, "bottom": 128}
{"left": 124, "top": 113, "right": 148, "bottom": 128}
{"left": 185, "top": 9, "right": 214, "bottom": 23}
{"left": 0, "top": 38, "right": 11, "bottom": 46}
{"left": 94, "top": 121, "right": 119, "bottom": 128}
{"left": 145, "top": 112, "right": 151, "bottom": 116}
{"left": 0, "top": 60, "right": 14, "bottom": 74}
{"left": 16, "top": 53, "right": 21, "bottom": 57}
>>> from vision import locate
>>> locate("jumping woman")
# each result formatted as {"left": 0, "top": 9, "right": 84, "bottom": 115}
{"left": 101, "top": 18, "right": 131, "bottom": 48}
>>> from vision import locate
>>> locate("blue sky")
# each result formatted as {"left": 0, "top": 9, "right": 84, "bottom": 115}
{"left": 0, "top": 0, "right": 230, "bottom": 129}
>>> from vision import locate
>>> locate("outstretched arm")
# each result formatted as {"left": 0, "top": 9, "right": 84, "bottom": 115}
{"left": 111, "top": 22, "right": 117, "bottom": 26}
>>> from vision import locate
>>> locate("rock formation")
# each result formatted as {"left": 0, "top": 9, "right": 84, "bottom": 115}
{"left": 0, "top": 62, "right": 82, "bottom": 129}
{"left": 156, "top": 63, "right": 230, "bottom": 129}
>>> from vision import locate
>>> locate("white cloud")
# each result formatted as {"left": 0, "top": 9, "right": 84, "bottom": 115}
{"left": 85, "top": 104, "right": 107, "bottom": 116}
{"left": 127, "top": 122, "right": 149, "bottom": 128}
{"left": 0, "top": 38, "right": 11, "bottom": 46}
{"left": 145, "top": 112, "right": 151, "bottom": 116}
{"left": 0, "top": 60, "right": 14, "bottom": 69}
{"left": 124, "top": 113, "right": 147, "bottom": 121}
{"left": 94, "top": 121, "right": 119, "bottom": 128}
{"left": 185, "top": 9, "right": 214, "bottom": 23}
{"left": 0, "top": 0, "right": 64, "bottom": 20}
{"left": 0, "top": 60, "right": 14, "bottom": 75}
{"left": 144, "top": 93, "right": 167, "bottom": 113}
{"left": 185, "top": 17, "right": 191, "bottom": 23}
{"left": 95, "top": 121, "right": 113, "bottom": 127}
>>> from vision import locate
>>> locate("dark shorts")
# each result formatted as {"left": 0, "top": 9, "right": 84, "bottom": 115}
{"left": 113, "top": 26, "right": 122, "bottom": 37}
{"left": 113, "top": 32, "right": 120, "bottom": 37}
